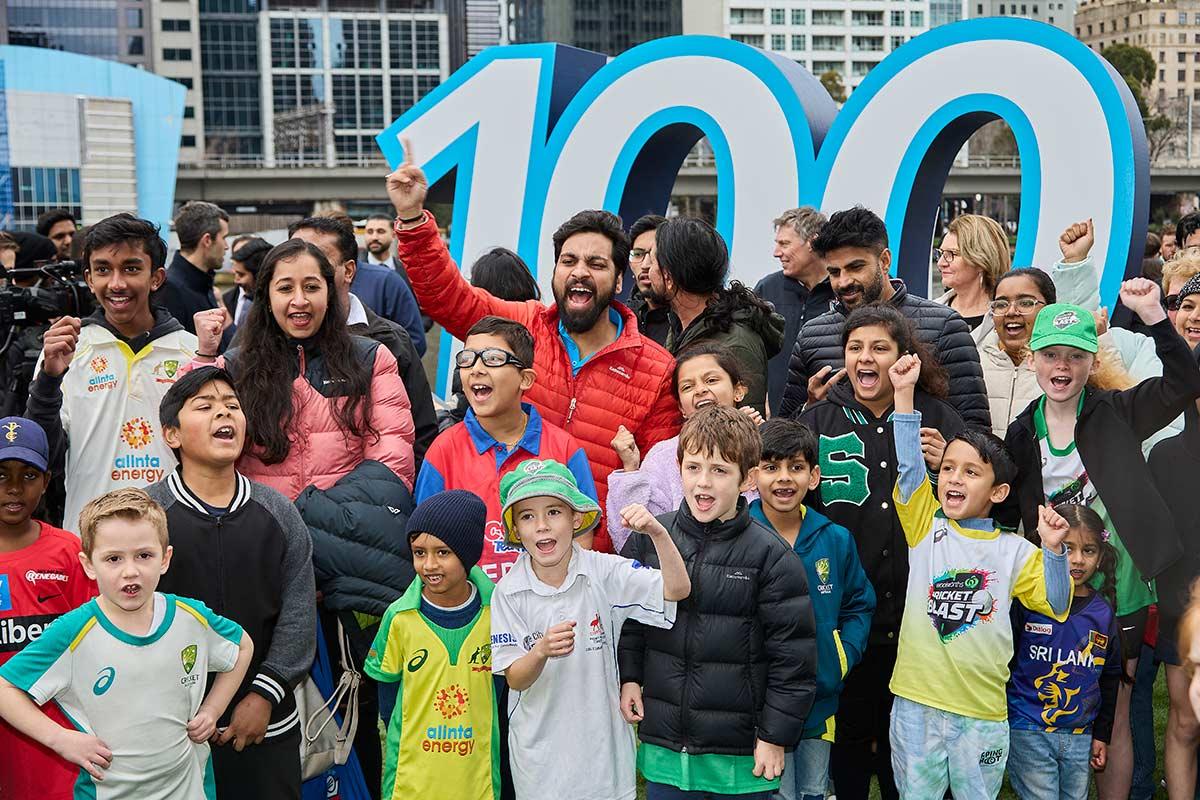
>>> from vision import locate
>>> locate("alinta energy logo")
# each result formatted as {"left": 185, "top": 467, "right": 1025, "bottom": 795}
{"left": 88, "top": 356, "right": 118, "bottom": 393}
{"left": 112, "top": 417, "right": 166, "bottom": 484}
{"left": 426, "top": 683, "right": 476, "bottom": 756}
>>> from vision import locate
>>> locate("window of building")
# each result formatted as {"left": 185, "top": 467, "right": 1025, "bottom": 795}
{"left": 792, "top": 9, "right": 806, "bottom": 25}
{"left": 1087, "top": 24, "right": 1093, "bottom": 35}
{"left": 1033, "top": 5, "right": 1039, "bottom": 15}
{"left": 126, "top": 9, "right": 143, "bottom": 28}
{"left": 853, "top": 11, "right": 884, "bottom": 26}
{"left": 890, "top": 9, "right": 905, "bottom": 25}
{"left": 813, "top": 35, "right": 846, "bottom": 51}
{"left": 1180, "top": 12, "right": 1188, "bottom": 24}
{"left": 852, "top": 61, "right": 874, "bottom": 77}
{"left": 128, "top": 36, "right": 144, "bottom": 56}
{"left": 792, "top": 34, "right": 807, "bottom": 50}
{"left": 181, "top": 135, "right": 197, "bottom": 147}
{"left": 978, "top": 3, "right": 984, "bottom": 13}
{"left": 852, "top": 36, "right": 884, "bottom": 51}
{"left": 163, "top": 47, "right": 191, "bottom": 60}
{"left": 1179, "top": 69, "right": 1187, "bottom": 81}
{"left": 771, "top": 33, "right": 786, "bottom": 50}
{"left": 729, "top": 8, "right": 765, "bottom": 25}
{"left": 8, "top": 167, "right": 82, "bottom": 232}
{"left": 184, "top": 106, "right": 195, "bottom": 118}
{"left": 909, "top": 10, "right": 924, "bottom": 27}
{"left": 1161, "top": 12, "right": 1167, "bottom": 24}
{"left": 1194, "top": 51, "right": 1200, "bottom": 61}
{"left": 771, "top": 8, "right": 786, "bottom": 24}
{"left": 814, "top": 10, "right": 846, "bottom": 26}
{"left": 162, "top": 19, "right": 192, "bottom": 32}
{"left": 1181, "top": 51, "right": 1188, "bottom": 62}
{"left": 175, "top": 77, "right": 194, "bottom": 89}
{"left": 891, "top": 35, "right": 906, "bottom": 49}
{"left": 1099, "top": 21, "right": 1105, "bottom": 33}
{"left": 1182, "top": 33, "right": 1189, "bottom": 43}
{"left": 1049, "top": 13, "right": 1055, "bottom": 21}
{"left": 1160, "top": 51, "right": 1166, "bottom": 63}
{"left": 812, "top": 60, "right": 844, "bottom": 75}
{"left": 330, "top": 18, "right": 382, "bottom": 69}
{"left": 731, "top": 33, "right": 766, "bottom": 46}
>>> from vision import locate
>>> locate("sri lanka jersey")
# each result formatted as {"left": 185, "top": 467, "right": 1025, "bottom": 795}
{"left": 1008, "top": 592, "right": 1121, "bottom": 734}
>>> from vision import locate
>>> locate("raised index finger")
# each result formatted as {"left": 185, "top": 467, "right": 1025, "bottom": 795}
{"left": 401, "top": 137, "right": 415, "bottom": 167}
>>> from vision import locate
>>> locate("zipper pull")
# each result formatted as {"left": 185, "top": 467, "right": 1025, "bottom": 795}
{"left": 566, "top": 396, "right": 578, "bottom": 424}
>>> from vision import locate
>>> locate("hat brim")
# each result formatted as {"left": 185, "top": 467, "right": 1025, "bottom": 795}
{"left": 0, "top": 448, "right": 49, "bottom": 473}
{"left": 501, "top": 488, "right": 601, "bottom": 546}
{"left": 1029, "top": 332, "right": 1098, "bottom": 354}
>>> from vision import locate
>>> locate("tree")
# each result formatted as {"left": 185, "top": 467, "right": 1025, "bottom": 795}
{"left": 1102, "top": 43, "right": 1180, "bottom": 162}
{"left": 819, "top": 69, "right": 846, "bottom": 104}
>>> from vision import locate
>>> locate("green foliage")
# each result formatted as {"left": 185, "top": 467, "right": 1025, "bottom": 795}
{"left": 820, "top": 69, "right": 847, "bottom": 104}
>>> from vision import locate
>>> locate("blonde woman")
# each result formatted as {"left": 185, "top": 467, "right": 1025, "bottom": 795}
{"left": 934, "top": 214, "right": 1011, "bottom": 341}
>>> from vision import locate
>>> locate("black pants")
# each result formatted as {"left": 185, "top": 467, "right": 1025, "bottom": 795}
{"left": 831, "top": 642, "right": 899, "bottom": 800}
{"left": 212, "top": 725, "right": 301, "bottom": 800}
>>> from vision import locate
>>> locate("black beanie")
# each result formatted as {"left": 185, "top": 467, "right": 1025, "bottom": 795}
{"left": 406, "top": 490, "right": 487, "bottom": 570}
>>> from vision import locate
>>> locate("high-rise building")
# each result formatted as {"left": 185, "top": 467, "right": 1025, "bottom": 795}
{"left": 447, "top": 0, "right": 507, "bottom": 68}
{"left": 1075, "top": 0, "right": 1200, "bottom": 105}
{"left": 970, "top": 0, "right": 1073, "bottom": 31}
{"left": 199, "top": 0, "right": 262, "bottom": 163}
{"left": 684, "top": 1, "right": 929, "bottom": 93}
{"left": 508, "top": 0, "right": 681, "bottom": 55}
{"left": 2, "top": 1, "right": 153, "bottom": 68}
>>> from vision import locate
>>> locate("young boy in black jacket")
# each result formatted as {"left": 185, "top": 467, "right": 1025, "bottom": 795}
{"left": 149, "top": 365, "right": 317, "bottom": 799}
{"left": 618, "top": 405, "right": 816, "bottom": 798}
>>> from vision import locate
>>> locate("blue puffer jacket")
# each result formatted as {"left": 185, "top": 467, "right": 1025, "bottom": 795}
{"left": 295, "top": 459, "right": 416, "bottom": 617}
{"left": 750, "top": 501, "right": 875, "bottom": 739}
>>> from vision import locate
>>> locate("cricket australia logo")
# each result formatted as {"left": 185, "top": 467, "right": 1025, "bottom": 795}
{"left": 815, "top": 557, "right": 833, "bottom": 595}
{"left": 180, "top": 644, "right": 199, "bottom": 686}
{"left": 927, "top": 569, "right": 996, "bottom": 642}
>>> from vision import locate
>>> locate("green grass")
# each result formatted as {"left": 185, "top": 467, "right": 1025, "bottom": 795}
{"left": 633, "top": 669, "right": 1173, "bottom": 799}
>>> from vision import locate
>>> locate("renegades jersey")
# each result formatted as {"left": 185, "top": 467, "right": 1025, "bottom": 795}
{"left": 0, "top": 523, "right": 97, "bottom": 800}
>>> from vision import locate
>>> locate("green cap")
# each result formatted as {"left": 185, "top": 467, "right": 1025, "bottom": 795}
{"left": 499, "top": 459, "right": 601, "bottom": 545}
{"left": 1029, "top": 303, "right": 1098, "bottom": 354}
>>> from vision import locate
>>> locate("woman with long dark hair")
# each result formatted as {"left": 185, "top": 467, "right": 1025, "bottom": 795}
{"left": 193, "top": 238, "right": 415, "bottom": 498}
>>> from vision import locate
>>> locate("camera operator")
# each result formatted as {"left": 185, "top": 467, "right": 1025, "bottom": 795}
{"left": 24, "top": 214, "right": 198, "bottom": 531}
{"left": 0, "top": 233, "right": 60, "bottom": 417}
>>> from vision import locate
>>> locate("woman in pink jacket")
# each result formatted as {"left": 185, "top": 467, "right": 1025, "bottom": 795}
{"left": 193, "top": 238, "right": 415, "bottom": 499}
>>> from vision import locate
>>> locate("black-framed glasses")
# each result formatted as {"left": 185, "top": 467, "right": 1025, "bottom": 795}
{"left": 456, "top": 347, "right": 526, "bottom": 369}
{"left": 989, "top": 297, "right": 1046, "bottom": 315}
{"left": 1166, "top": 293, "right": 1182, "bottom": 312}
{"left": 933, "top": 248, "right": 961, "bottom": 263}
{"left": 630, "top": 247, "right": 654, "bottom": 262}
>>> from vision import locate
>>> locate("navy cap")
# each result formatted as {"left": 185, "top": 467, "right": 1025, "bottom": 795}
{"left": 0, "top": 417, "right": 50, "bottom": 472}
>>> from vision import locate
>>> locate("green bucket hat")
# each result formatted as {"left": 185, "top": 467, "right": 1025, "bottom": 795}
{"left": 1029, "top": 303, "right": 1098, "bottom": 354}
{"left": 499, "top": 459, "right": 601, "bottom": 545}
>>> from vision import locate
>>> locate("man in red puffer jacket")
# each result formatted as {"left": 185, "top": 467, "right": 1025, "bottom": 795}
{"left": 386, "top": 154, "right": 680, "bottom": 554}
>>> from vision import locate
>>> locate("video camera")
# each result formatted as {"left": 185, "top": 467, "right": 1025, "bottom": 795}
{"left": 0, "top": 260, "right": 95, "bottom": 327}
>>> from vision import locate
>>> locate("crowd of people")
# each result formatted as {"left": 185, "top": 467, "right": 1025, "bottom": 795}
{"left": 0, "top": 150, "right": 1198, "bottom": 800}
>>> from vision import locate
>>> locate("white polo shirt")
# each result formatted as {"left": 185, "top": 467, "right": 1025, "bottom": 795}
{"left": 491, "top": 545, "right": 676, "bottom": 800}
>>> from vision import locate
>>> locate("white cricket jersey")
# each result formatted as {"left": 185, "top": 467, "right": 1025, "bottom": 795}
{"left": 490, "top": 545, "right": 676, "bottom": 800}
{"left": 0, "top": 593, "right": 242, "bottom": 800}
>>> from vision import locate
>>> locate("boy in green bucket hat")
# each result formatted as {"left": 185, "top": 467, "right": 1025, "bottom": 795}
{"left": 489, "top": 458, "right": 691, "bottom": 800}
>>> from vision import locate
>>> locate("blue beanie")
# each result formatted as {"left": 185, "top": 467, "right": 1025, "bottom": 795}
{"left": 405, "top": 490, "right": 487, "bottom": 570}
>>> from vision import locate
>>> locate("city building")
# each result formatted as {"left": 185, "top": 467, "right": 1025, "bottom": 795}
{"left": 1075, "top": 0, "right": 1200, "bottom": 104}
{"left": 971, "top": 0, "right": 1073, "bottom": 30}
{"left": 449, "top": 0, "right": 508, "bottom": 68}
{"left": 682, "top": 0, "right": 930, "bottom": 93}
{"left": 509, "top": 0, "right": 681, "bottom": 54}
{"left": 0, "top": 46, "right": 185, "bottom": 233}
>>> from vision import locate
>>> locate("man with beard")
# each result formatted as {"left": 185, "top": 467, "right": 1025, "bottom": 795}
{"left": 384, "top": 148, "right": 680, "bottom": 555}
{"left": 627, "top": 214, "right": 670, "bottom": 346}
{"left": 778, "top": 206, "right": 989, "bottom": 428}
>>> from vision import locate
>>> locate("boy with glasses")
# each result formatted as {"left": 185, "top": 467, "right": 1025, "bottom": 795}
{"left": 415, "top": 316, "right": 597, "bottom": 582}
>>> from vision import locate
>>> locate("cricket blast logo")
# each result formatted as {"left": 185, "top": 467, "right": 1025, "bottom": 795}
{"left": 927, "top": 569, "right": 996, "bottom": 642}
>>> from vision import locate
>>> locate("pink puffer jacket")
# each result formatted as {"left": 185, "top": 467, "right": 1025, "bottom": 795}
{"left": 193, "top": 337, "right": 416, "bottom": 500}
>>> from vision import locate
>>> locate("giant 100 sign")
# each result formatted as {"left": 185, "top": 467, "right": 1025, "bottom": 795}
{"left": 376, "top": 18, "right": 1147, "bottom": 385}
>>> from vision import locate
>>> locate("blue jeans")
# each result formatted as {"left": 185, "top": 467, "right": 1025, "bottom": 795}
{"left": 774, "top": 739, "right": 831, "bottom": 800}
{"left": 1007, "top": 728, "right": 1092, "bottom": 800}
{"left": 645, "top": 783, "right": 775, "bottom": 800}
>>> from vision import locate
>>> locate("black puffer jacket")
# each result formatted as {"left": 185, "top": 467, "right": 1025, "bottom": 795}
{"left": 295, "top": 459, "right": 416, "bottom": 616}
{"left": 778, "top": 279, "right": 990, "bottom": 429}
{"left": 618, "top": 499, "right": 816, "bottom": 753}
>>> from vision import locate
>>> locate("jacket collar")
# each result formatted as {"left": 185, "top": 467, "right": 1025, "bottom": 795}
{"left": 464, "top": 403, "right": 544, "bottom": 456}
{"left": 674, "top": 496, "right": 752, "bottom": 543}
{"left": 543, "top": 300, "right": 646, "bottom": 357}
{"left": 84, "top": 305, "right": 186, "bottom": 350}
{"left": 748, "top": 499, "right": 830, "bottom": 553}
{"left": 168, "top": 251, "right": 216, "bottom": 291}
{"left": 165, "top": 467, "right": 252, "bottom": 517}
{"left": 505, "top": 543, "right": 592, "bottom": 597}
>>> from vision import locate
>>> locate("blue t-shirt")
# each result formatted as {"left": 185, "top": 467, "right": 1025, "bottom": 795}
{"left": 1007, "top": 591, "right": 1122, "bottom": 734}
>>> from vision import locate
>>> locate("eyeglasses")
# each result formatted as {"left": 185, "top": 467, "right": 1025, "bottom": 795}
{"left": 933, "top": 248, "right": 961, "bottom": 263}
{"left": 1166, "top": 293, "right": 1182, "bottom": 312}
{"left": 630, "top": 248, "right": 655, "bottom": 262}
{"left": 455, "top": 347, "right": 526, "bottom": 369}
{"left": 989, "top": 297, "right": 1046, "bottom": 314}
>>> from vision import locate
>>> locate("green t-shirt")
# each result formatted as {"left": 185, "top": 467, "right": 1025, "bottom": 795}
{"left": 638, "top": 743, "right": 781, "bottom": 794}
{"left": 1034, "top": 397, "right": 1155, "bottom": 615}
